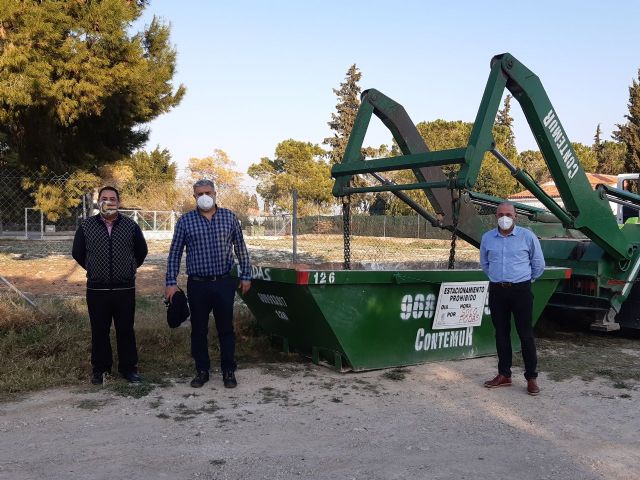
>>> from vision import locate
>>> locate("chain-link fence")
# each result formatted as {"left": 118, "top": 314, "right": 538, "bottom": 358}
{"left": 244, "top": 212, "right": 466, "bottom": 267}
{"left": 0, "top": 168, "right": 180, "bottom": 247}
{"left": 1, "top": 175, "right": 490, "bottom": 299}
{"left": 241, "top": 191, "right": 481, "bottom": 268}
{"left": 0, "top": 169, "right": 86, "bottom": 238}
{"left": 0, "top": 169, "right": 182, "bottom": 302}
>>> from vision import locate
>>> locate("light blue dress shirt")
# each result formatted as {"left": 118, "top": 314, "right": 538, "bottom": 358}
{"left": 479, "top": 225, "right": 545, "bottom": 283}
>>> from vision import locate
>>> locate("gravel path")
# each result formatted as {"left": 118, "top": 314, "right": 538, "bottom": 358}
{"left": 1, "top": 357, "right": 638, "bottom": 480}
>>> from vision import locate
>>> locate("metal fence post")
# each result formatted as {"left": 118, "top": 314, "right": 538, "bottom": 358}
{"left": 292, "top": 190, "right": 298, "bottom": 264}
{"left": 153, "top": 211, "right": 157, "bottom": 231}
{"left": 40, "top": 210, "right": 44, "bottom": 239}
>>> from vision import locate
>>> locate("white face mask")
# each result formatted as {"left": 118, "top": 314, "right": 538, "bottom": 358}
{"left": 99, "top": 200, "right": 118, "bottom": 217}
{"left": 497, "top": 216, "right": 514, "bottom": 230}
{"left": 197, "top": 194, "right": 215, "bottom": 211}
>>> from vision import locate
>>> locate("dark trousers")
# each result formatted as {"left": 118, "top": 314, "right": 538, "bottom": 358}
{"left": 187, "top": 276, "right": 238, "bottom": 373}
{"left": 488, "top": 282, "right": 538, "bottom": 380}
{"left": 86, "top": 288, "right": 138, "bottom": 375}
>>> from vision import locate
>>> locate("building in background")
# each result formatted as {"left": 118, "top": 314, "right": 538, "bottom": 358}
{"left": 508, "top": 173, "right": 618, "bottom": 213}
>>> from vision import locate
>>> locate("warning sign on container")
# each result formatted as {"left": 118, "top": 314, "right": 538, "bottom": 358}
{"left": 432, "top": 281, "right": 489, "bottom": 330}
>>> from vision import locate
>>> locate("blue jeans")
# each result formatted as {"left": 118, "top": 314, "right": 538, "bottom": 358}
{"left": 187, "top": 276, "right": 238, "bottom": 373}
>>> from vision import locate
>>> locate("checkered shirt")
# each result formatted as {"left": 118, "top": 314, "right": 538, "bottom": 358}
{"left": 166, "top": 208, "right": 252, "bottom": 284}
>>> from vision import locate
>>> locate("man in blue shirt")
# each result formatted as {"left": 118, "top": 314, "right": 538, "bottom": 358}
{"left": 165, "top": 179, "right": 252, "bottom": 389}
{"left": 480, "top": 202, "right": 545, "bottom": 396}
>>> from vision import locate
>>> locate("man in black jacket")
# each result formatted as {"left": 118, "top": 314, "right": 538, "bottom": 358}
{"left": 72, "top": 186, "right": 148, "bottom": 385}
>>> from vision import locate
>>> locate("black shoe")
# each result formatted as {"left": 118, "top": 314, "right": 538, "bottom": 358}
{"left": 223, "top": 371, "right": 237, "bottom": 389}
{"left": 91, "top": 372, "right": 104, "bottom": 385}
{"left": 190, "top": 370, "right": 209, "bottom": 388}
{"left": 123, "top": 371, "right": 142, "bottom": 383}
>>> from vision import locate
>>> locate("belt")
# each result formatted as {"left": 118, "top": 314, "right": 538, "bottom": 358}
{"left": 490, "top": 280, "right": 531, "bottom": 288}
{"left": 189, "top": 274, "right": 230, "bottom": 282}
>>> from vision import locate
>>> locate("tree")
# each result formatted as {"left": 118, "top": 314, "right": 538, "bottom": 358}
{"left": 186, "top": 149, "right": 253, "bottom": 222}
{"left": 324, "top": 64, "right": 361, "bottom": 166}
{"left": 22, "top": 168, "right": 100, "bottom": 222}
{"left": 518, "top": 150, "right": 548, "bottom": 182}
{"left": 593, "top": 123, "right": 626, "bottom": 174}
{"left": 571, "top": 142, "right": 597, "bottom": 172}
{"left": 594, "top": 124, "right": 603, "bottom": 167}
{"left": 249, "top": 194, "right": 259, "bottom": 211}
{"left": 0, "top": 2, "right": 185, "bottom": 172}
{"left": 188, "top": 149, "right": 243, "bottom": 199}
{"left": 378, "top": 118, "right": 522, "bottom": 215}
{"left": 518, "top": 142, "right": 600, "bottom": 183}
{"left": 99, "top": 147, "right": 178, "bottom": 210}
{"left": 323, "top": 64, "right": 387, "bottom": 166}
{"left": 614, "top": 69, "right": 640, "bottom": 172}
{"left": 475, "top": 126, "right": 520, "bottom": 197}
{"left": 496, "top": 94, "right": 516, "bottom": 154}
{"left": 417, "top": 119, "right": 521, "bottom": 198}
{"left": 597, "top": 141, "right": 626, "bottom": 175}
{"left": 368, "top": 194, "right": 388, "bottom": 215}
{"left": 248, "top": 139, "right": 332, "bottom": 215}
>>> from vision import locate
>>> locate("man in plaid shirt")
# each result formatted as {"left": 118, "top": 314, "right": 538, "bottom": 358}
{"left": 165, "top": 179, "right": 252, "bottom": 388}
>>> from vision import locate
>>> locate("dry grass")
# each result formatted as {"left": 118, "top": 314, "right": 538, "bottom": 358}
{"left": 0, "top": 293, "right": 292, "bottom": 400}
{"left": 244, "top": 235, "right": 478, "bottom": 266}
{"left": 2, "top": 238, "right": 638, "bottom": 399}
{"left": 0, "top": 294, "right": 89, "bottom": 397}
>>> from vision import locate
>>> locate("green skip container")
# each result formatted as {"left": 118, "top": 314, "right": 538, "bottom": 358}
{"left": 238, "top": 263, "right": 570, "bottom": 371}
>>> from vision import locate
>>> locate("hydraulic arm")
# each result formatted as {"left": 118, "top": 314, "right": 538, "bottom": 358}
{"left": 332, "top": 53, "right": 636, "bottom": 262}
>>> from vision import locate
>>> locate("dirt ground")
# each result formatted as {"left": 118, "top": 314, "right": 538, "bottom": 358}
{"left": 0, "top": 239, "right": 176, "bottom": 296}
{"left": 2, "top": 238, "right": 639, "bottom": 479}
{"left": 0, "top": 237, "right": 479, "bottom": 297}
{"left": 1, "top": 357, "right": 639, "bottom": 480}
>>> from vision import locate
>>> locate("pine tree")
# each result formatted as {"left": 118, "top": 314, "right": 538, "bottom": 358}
{"left": 597, "top": 141, "right": 626, "bottom": 174}
{"left": 324, "top": 65, "right": 362, "bottom": 165}
{"left": 496, "top": 94, "right": 516, "bottom": 157}
{"left": 0, "top": 2, "right": 185, "bottom": 172}
{"left": 99, "top": 147, "right": 178, "bottom": 210}
{"left": 248, "top": 140, "right": 332, "bottom": 215}
{"left": 614, "top": 69, "right": 640, "bottom": 172}
{"left": 594, "top": 124, "right": 604, "bottom": 170}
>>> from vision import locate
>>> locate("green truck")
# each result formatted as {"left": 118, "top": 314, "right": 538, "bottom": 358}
{"left": 331, "top": 52, "right": 640, "bottom": 332}
{"left": 238, "top": 53, "right": 638, "bottom": 371}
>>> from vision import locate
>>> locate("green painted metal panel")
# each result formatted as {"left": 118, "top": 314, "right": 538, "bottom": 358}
{"left": 331, "top": 149, "right": 466, "bottom": 176}
{"left": 238, "top": 265, "right": 568, "bottom": 371}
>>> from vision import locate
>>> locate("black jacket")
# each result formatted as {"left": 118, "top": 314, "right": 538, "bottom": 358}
{"left": 72, "top": 214, "right": 148, "bottom": 289}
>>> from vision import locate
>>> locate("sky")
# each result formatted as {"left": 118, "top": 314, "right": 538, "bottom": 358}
{"left": 136, "top": 1, "right": 640, "bottom": 190}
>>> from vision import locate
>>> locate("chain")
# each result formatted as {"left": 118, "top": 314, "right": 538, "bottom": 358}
{"left": 447, "top": 224, "right": 458, "bottom": 270}
{"left": 342, "top": 195, "right": 351, "bottom": 270}
{"left": 447, "top": 189, "right": 460, "bottom": 270}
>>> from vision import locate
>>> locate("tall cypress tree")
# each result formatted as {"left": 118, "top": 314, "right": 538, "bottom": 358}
{"left": 614, "top": 69, "right": 640, "bottom": 172}
{"left": 324, "top": 64, "right": 362, "bottom": 165}
{"left": 594, "top": 124, "right": 604, "bottom": 170}
{"left": 496, "top": 94, "right": 516, "bottom": 157}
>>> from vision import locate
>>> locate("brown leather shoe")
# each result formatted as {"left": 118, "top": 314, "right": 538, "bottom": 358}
{"left": 484, "top": 374, "right": 512, "bottom": 388}
{"left": 527, "top": 379, "right": 540, "bottom": 396}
